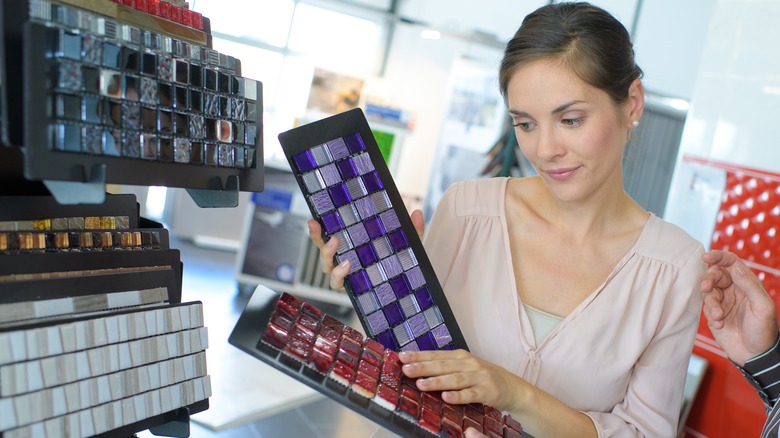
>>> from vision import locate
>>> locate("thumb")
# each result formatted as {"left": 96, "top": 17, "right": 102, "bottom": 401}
{"left": 731, "top": 260, "right": 769, "bottom": 302}
{"left": 410, "top": 209, "right": 425, "bottom": 239}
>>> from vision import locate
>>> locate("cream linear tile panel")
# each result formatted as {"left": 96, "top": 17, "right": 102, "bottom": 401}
{"left": 0, "top": 303, "right": 204, "bottom": 366}
{"left": 0, "top": 353, "right": 207, "bottom": 432}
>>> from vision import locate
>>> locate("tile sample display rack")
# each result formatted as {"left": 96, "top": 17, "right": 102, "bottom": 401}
{"left": 0, "top": 193, "right": 211, "bottom": 437}
{"left": 278, "top": 108, "right": 468, "bottom": 353}
{"left": 0, "top": 0, "right": 268, "bottom": 435}
{"left": 230, "top": 286, "right": 526, "bottom": 438}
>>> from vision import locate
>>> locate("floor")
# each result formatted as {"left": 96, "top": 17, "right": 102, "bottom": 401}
{"left": 139, "top": 237, "right": 378, "bottom": 438}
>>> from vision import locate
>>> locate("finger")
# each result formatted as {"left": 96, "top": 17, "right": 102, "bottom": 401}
{"left": 702, "top": 267, "right": 732, "bottom": 291}
{"left": 702, "top": 250, "right": 766, "bottom": 296}
{"left": 328, "top": 260, "right": 349, "bottom": 290}
{"left": 728, "top": 259, "right": 770, "bottom": 301}
{"left": 400, "top": 351, "right": 474, "bottom": 379}
{"left": 307, "top": 220, "right": 326, "bottom": 248}
{"left": 410, "top": 209, "right": 425, "bottom": 239}
{"left": 702, "top": 291, "right": 725, "bottom": 323}
{"left": 398, "top": 349, "right": 469, "bottom": 367}
{"left": 704, "top": 250, "right": 773, "bottom": 304}
{"left": 319, "top": 237, "right": 339, "bottom": 270}
{"left": 415, "top": 371, "right": 477, "bottom": 395}
{"left": 702, "top": 249, "right": 739, "bottom": 267}
{"left": 397, "top": 350, "right": 451, "bottom": 364}
{"left": 464, "top": 427, "right": 489, "bottom": 438}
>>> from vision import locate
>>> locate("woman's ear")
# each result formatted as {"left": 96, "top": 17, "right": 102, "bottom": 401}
{"left": 626, "top": 79, "right": 645, "bottom": 127}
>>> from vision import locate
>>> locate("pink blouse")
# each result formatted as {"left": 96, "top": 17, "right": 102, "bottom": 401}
{"left": 423, "top": 177, "right": 705, "bottom": 437}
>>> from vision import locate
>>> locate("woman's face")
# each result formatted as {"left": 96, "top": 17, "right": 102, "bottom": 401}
{"left": 506, "top": 59, "right": 641, "bottom": 204}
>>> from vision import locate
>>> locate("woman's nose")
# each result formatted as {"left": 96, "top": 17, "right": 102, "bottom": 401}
{"left": 536, "top": 125, "right": 565, "bottom": 160}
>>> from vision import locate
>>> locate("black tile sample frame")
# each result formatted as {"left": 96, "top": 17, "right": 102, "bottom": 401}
{"left": 230, "top": 286, "right": 529, "bottom": 438}
{"left": 277, "top": 108, "right": 468, "bottom": 353}
{"left": 228, "top": 286, "right": 434, "bottom": 437}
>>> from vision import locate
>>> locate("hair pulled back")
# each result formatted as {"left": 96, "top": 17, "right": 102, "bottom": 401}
{"left": 499, "top": 2, "right": 643, "bottom": 105}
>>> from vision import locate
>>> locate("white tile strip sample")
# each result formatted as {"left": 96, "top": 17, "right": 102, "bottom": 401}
{"left": 0, "top": 352, "right": 207, "bottom": 431}
{"left": 3, "top": 375, "right": 212, "bottom": 438}
{"left": 0, "top": 303, "right": 204, "bottom": 366}
{"left": 0, "top": 287, "right": 170, "bottom": 325}
{"left": 0, "top": 326, "right": 207, "bottom": 397}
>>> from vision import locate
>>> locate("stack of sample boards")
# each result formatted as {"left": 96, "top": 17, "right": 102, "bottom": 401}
{"left": 0, "top": 0, "right": 266, "bottom": 434}
{"left": 0, "top": 194, "right": 211, "bottom": 437}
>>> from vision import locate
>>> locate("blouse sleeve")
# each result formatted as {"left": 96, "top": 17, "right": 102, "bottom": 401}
{"left": 421, "top": 182, "right": 465, "bottom": 288}
{"left": 585, "top": 244, "right": 706, "bottom": 437}
{"left": 738, "top": 332, "right": 780, "bottom": 412}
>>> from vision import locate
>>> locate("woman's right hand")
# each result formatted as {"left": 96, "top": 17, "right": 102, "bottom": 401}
{"left": 307, "top": 209, "right": 426, "bottom": 291}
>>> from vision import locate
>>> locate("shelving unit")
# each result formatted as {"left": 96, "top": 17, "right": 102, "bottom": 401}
{"left": 0, "top": 0, "right": 264, "bottom": 436}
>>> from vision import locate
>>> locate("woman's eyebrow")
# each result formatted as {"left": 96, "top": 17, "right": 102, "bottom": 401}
{"left": 552, "top": 100, "right": 585, "bottom": 114}
{"left": 508, "top": 100, "right": 586, "bottom": 118}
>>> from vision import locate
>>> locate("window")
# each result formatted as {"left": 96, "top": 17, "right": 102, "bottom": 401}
{"left": 288, "top": 3, "right": 382, "bottom": 72}
{"left": 190, "top": 0, "right": 295, "bottom": 47}
{"left": 190, "top": 1, "right": 388, "bottom": 163}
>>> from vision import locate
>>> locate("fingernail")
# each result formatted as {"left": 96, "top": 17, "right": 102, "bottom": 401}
{"left": 735, "top": 265, "right": 744, "bottom": 276}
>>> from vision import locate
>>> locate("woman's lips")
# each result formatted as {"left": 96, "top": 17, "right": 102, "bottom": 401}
{"left": 544, "top": 167, "right": 579, "bottom": 181}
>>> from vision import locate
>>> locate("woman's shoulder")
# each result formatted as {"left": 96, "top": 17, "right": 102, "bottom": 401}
{"left": 441, "top": 177, "right": 510, "bottom": 216}
{"left": 446, "top": 177, "right": 509, "bottom": 194}
{"left": 636, "top": 214, "right": 705, "bottom": 267}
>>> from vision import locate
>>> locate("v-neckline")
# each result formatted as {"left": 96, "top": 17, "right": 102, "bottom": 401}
{"left": 498, "top": 178, "right": 655, "bottom": 350}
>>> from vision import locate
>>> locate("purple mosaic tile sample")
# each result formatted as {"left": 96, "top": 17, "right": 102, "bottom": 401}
{"left": 293, "top": 150, "right": 316, "bottom": 172}
{"left": 348, "top": 270, "right": 371, "bottom": 294}
{"left": 356, "top": 244, "right": 379, "bottom": 267}
{"left": 353, "top": 152, "right": 374, "bottom": 174}
{"left": 363, "top": 216, "right": 385, "bottom": 239}
{"left": 388, "top": 229, "right": 408, "bottom": 252}
{"left": 285, "top": 129, "right": 463, "bottom": 353}
{"left": 363, "top": 171, "right": 384, "bottom": 193}
{"left": 337, "top": 158, "right": 359, "bottom": 179}
{"left": 375, "top": 283, "right": 396, "bottom": 307}
{"left": 431, "top": 324, "right": 452, "bottom": 348}
{"left": 344, "top": 132, "right": 366, "bottom": 153}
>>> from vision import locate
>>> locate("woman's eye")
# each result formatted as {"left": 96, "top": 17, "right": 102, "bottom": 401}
{"left": 513, "top": 121, "right": 534, "bottom": 131}
{"left": 561, "top": 117, "right": 584, "bottom": 127}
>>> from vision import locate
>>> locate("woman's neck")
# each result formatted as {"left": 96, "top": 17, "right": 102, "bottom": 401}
{"left": 526, "top": 176, "right": 646, "bottom": 243}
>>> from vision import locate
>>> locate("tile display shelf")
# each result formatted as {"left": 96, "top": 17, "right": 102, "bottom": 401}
{"left": 0, "top": 0, "right": 264, "bottom": 206}
{"left": 0, "top": 193, "right": 212, "bottom": 437}
{"left": 230, "top": 286, "right": 527, "bottom": 438}
{"left": 0, "top": 0, "right": 268, "bottom": 433}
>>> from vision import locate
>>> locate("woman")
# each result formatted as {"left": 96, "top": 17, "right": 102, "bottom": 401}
{"left": 310, "top": 3, "right": 705, "bottom": 436}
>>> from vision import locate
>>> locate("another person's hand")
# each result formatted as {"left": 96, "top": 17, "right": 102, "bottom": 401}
{"left": 398, "top": 349, "right": 527, "bottom": 414}
{"left": 700, "top": 250, "right": 778, "bottom": 366}
{"left": 464, "top": 428, "right": 489, "bottom": 438}
{"left": 307, "top": 209, "right": 425, "bottom": 291}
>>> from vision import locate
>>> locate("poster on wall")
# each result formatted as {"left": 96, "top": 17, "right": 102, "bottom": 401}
{"left": 305, "top": 68, "right": 364, "bottom": 115}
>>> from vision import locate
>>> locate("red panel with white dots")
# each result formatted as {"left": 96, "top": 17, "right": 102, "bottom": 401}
{"left": 711, "top": 172, "right": 780, "bottom": 272}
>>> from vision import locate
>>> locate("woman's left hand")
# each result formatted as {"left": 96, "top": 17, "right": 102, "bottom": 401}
{"left": 398, "top": 349, "right": 525, "bottom": 412}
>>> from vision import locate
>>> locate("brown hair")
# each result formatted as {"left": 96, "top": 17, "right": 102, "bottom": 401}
{"left": 499, "top": 2, "right": 643, "bottom": 105}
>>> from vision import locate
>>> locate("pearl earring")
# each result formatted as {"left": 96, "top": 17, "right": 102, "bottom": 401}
{"left": 632, "top": 120, "right": 639, "bottom": 128}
